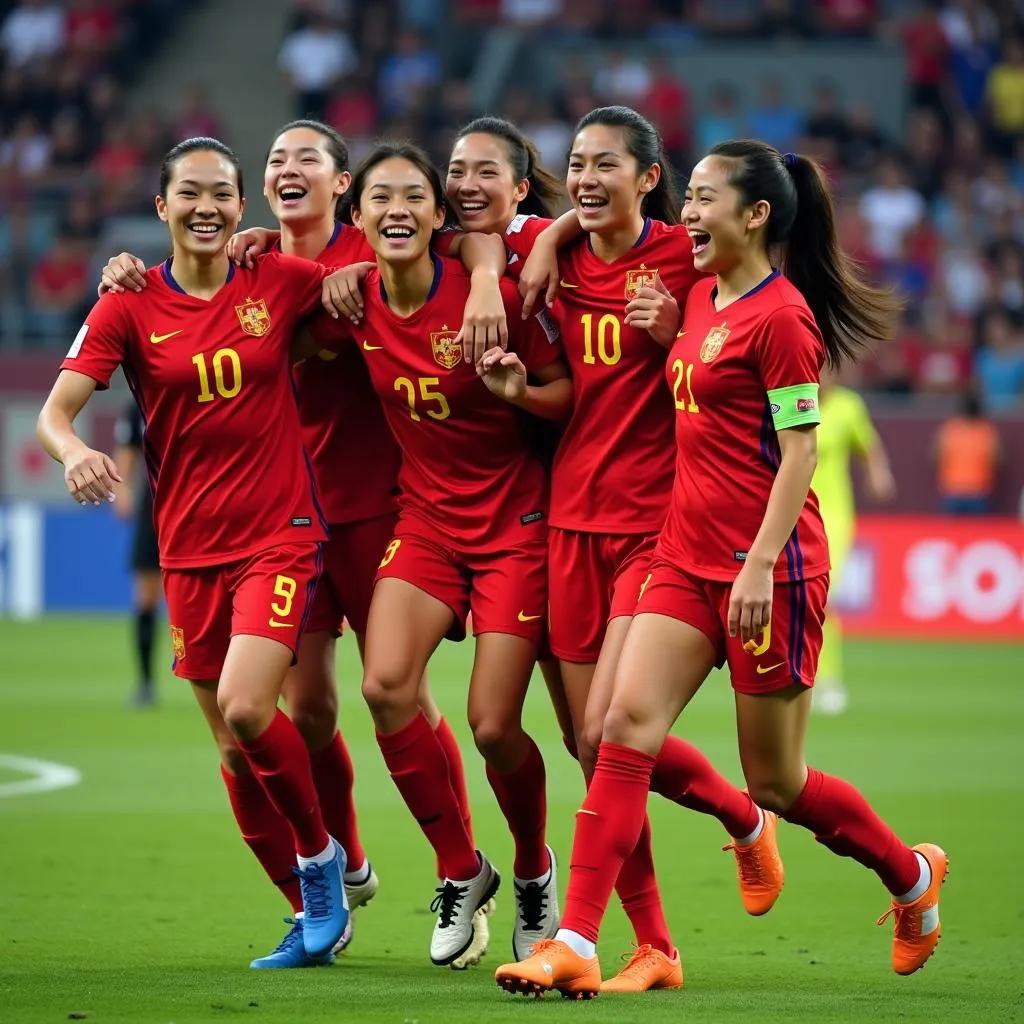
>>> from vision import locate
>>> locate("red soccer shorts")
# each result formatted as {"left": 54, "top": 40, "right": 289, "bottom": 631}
{"left": 633, "top": 559, "right": 829, "bottom": 695}
{"left": 305, "top": 512, "right": 400, "bottom": 636}
{"left": 375, "top": 514, "right": 548, "bottom": 647}
{"left": 163, "top": 542, "right": 322, "bottom": 681}
{"left": 548, "top": 528, "right": 658, "bottom": 663}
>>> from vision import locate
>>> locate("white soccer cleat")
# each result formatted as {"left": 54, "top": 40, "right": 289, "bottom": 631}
{"left": 512, "top": 845, "right": 560, "bottom": 961}
{"left": 429, "top": 852, "right": 501, "bottom": 967}
{"left": 332, "top": 862, "right": 379, "bottom": 954}
{"left": 452, "top": 898, "right": 496, "bottom": 970}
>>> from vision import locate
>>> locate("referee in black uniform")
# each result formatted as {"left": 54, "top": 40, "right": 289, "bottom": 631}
{"left": 114, "top": 401, "right": 161, "bottom": 706}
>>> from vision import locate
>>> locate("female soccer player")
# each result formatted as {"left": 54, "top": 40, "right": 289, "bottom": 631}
{"left": 503, "top": 107, "right": 783, "bottom": 992}
{"left": 37, "top": 138, "right": 350, "bottom": 965}
{"left": 310, "top": 142, "right": 572, "bottom": 969}
{"left": 98, "top": 119, "right": 509, "bottom": 967}
{"left": 813, "top": 369, "right": 895, "bottom": 714}
{"left": 496, "top": 140, "right": 947, "bottom": 998}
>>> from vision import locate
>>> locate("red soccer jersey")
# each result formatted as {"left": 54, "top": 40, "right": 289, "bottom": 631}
{"left": 501, "top": 213, "right": 554, "bottom": 282}
{"left": 542, "top": 218, "right": 704, "bottom": 532}
{"left": 657, "top": 271, "right": 830, "bottom": 583}
{"left": 61, "top": 253, "right": 328, "bottom": 569}
{"left": 311, "top": 255, "right": 560, "bottom": 553}
{"left": 289, "top": 223, "right": 403, "bottom": 524}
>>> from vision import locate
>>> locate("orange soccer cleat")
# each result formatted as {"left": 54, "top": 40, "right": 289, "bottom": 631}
{"left": 877, "top": 843, "right": 949, "bottom": 976}
{"left": 495, "top": 939, "right": 601, "bottom": 1000}
{"left": 723, "top": 809, "right": 784, "bottom": 915}
{"left": 600, "top": 944, "right": 683, "bottom": 993}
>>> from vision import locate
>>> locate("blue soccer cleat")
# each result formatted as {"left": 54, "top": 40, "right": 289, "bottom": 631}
{"left": 250, "top": 916, "right": 335, "bottom": 969}
{"left": 296, "top": 838, "right": 350, "bottom": 959}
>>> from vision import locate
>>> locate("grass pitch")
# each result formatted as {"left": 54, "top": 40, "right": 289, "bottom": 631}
{"left": 0, "top": 616, "right": 1021, "bottom": 1023}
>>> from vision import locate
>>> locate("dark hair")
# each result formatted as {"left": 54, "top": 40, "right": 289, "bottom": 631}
{"left": 709, "top": 139, "right": 900, "bottom": 368}
{"left": 347, "top": 140, "right": 453, "bottom": 228}
{"left": 159, "top": 137, "right": 243, "bottom": 199}
{"left": 453, "top": 116, "right": 564, "bottom": 218}
{"left": 572, "top": 106, "right": 680, "bottom": 225}
{"left": 268, "top": 119, "right": 350, "bottom": 220}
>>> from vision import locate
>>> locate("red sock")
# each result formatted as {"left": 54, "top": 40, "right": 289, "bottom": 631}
{"left": 236, "top": 709, "right": 329, "bottom": 858}
{"left": 782, "top": 767, "right": 920, "bottom": 895}
{"left": 651, "top": 736, "right": 760, "bottom": 839}
{"left": 485, "top": 736, "right": 549, "bottom": 879}
{"left": 308, "top": 731, "right": 365, "bottom": 871}
{"left": 614, "top": 815, "right": 673, "bottom": 955}
{"left": 220, "top": 765, "right": 302, "bottom": 913}
{"left": 377, "top": 711, "right": 479, "bottom": 881}
{"left": 434, "top": 717, "right": 473, "bottom": 840}
{"left": 562, "top": 742, "right": 656, "bottom": 943}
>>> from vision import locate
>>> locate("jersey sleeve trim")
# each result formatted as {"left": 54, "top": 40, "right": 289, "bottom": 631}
{"left": 768, "top": 383, "right": 821, "bottom": 430}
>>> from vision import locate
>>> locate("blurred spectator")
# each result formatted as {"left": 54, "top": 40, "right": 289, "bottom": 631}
{"left": 745, "top": 77, "right": 802, "bottom": 153}
{"left": 904, "top": 107, "right": 946, "bottom": 201}
{"left": 326, "top": 68, "right": 380, "bottom": 142}
{"left": 0, "top": 0, "right": 65, "bottom": 68}
{"left": 933, "top": 392, "right": 1001, "bottom": 514}
{"left": 899, "top": 0, "right": 950, "bottom": 115}
{"left": 904, "top": 306, "right": 974, "bottom": 394}
{"left": 278, "top": 9, "right": 358, "bottom": 119}
{"left": 841, "top": 103, "right": 887, "bottom": 174}
{"left": 378, "top": 30, "right": 441, "bottom": 118}
{"left": 859, "top": 154, "right": 925, "bottom": 261}
{"left": 815, "top": 0, "right": 878, "bottom": 39}
{"left": 755, "top": 0, "right": 812, "bottom": 39}
{"left": 974, "top": 308, "right": 1024, "bottom": 411}
{"left": 804, "top": 81, "right": 849, "bottom": 148}
{"left": 984, "top": 35, "right": 1024, "bottom": 156}
{"left": 501, "top": 0, "right": 563, "bottom": 28}
{"left": 943, "top": 0, "right": 999, "bottom": 116}
{"left": 0, "top": 114, "right": 52, "bottom": 176}
{"left": 520, "top": 98, "right": 573, "bottom": 170}
{"left": 640, "top": 57, "right": 691, "bottom": 166}
{"left": 173, "top": 83, "right": 226, "bottom": 142}
{"left": 91, "top": 117, "right": 145, "bottom": 183}
{"left": 27, "top": 233, "right": 90, "bottom": 340}
{"left": 696, "top": 84, "right": 744, "bottom": 152}
{"left": 593, "top": 49, "right": 652, "bottom": 104}
{"left": 65, "top": 0, "right": 120, "bottom": 69}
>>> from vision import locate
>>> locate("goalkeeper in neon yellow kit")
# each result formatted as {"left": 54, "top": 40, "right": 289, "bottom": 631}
{"left": 814, "top": 374, "right": 896, "bottom": 714}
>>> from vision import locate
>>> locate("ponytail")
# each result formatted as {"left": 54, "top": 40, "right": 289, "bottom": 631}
{"left": 574, "top": 106, "right": 680, "bottom": 225}
{"left": 710, "top": 139, "right": 900, "bottom": 367}
{"left": 455, "top": 116, "right": 565, "bottom": 219}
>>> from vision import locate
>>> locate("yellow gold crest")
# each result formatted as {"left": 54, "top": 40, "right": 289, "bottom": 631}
{"left": 235, "top": 297, "right": 272, "bottom": 337}
{"left": 430, "top": 325, "right": 462, "bottom": 370}
{"left": 700, "top": 324, "right": 730, "bottom": 363}
{"left": 170, "top": 626, "right": 185, "bottom": 662}
{"left": 625, "top": 264, "right": 659, "bottom": 299}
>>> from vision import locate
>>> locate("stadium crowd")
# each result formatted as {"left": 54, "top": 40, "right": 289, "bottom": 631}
{"left": 1, "top": 0, "right": 1023, "bottom": 411}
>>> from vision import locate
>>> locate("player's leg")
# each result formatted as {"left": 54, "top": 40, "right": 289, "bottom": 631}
{"left": 347, "top": 512, "right": 474, "bottom": 870}
{"left": 496, "top": 611, "right": 714, "bottom": 997}
{"left": 283, "top": 528, "right": 372, "bottom": 935}
{"left": 731, "top": 576, "right": 947, "bottom": 976}
{"left": 469, "top": 539, "right": 554, "bottom": 960}
{"left": 364, "top": 533, "right": 495, "bottom": 967}
{"left": 815, "top": 522, "right": 852, "bottom": 715}
{"left": 129, "top": 492, "right": 161, "bottom": 706}
{"left": 216, "top": 544, "right": 348, "bottom": 959}
{"left": 190, "top": 679, "right": 327, "bottom": 968}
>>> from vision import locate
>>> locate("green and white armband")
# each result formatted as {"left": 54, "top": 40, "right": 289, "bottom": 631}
{"left": 767, "top": 383, "right": 821, "bottom": 430}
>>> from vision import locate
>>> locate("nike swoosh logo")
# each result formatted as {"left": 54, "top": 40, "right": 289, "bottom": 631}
{"left": 517, "top": 611, "right": 543, "bottom": 622}
{"left": 756, "top": 662, "right": 784, "bottom": 674}
{"left": 268, "top": 619, "right": 293, "bottom": 629}
{"left": 676, "top": 329, "right": 687, "bottom": 338}
{"left": 559, "top": 279, "right": 579, "bottom": 289}
{"left": 149, "top": 330, "right": 182, "bottom": 344}
{"left": 362, "top": 340, "right": 383, "bottom": 351}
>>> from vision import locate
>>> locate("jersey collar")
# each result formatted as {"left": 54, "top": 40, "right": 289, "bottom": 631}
{"left": 161, "top": 258, "right": 235, "bottom": 295}
{"left": 378, "top": 250, "right": 443, "bottom": 304}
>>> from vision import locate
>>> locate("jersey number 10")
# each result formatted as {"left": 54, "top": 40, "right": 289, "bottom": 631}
{"left": 193, "top": 348, "right": 242, "bottom": 403}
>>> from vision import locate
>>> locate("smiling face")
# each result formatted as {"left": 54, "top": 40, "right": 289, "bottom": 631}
{"left": 682, "top": 155, "right": 769, "bottom": 275}
{"left": 155, "top": 149, "right": 243, "bottom": 259}
{"left": 446, "top": 132, "right": 528, "bottom": 234}
{"left": 264, "top": 126, "right": 349, "bottom": 226}
{"left": 566, "top": 123, "right": 658, "bottom": 236}
{"left": 352, "top": 156, "right": 445, "bottom": 264}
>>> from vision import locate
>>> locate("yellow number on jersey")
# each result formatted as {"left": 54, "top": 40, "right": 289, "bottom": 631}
{"left": 379, "top": 538, "right": 401, "bottom": 568}
{"left": 193, "top": 348, "right": 242, "bottom": 403}
{"left": 271, "top": 575, "right": 297, "bottom": 619}
{"left": 671, "top": 358, "right": 700, "bottom": 414}
{"left": 393, "top": 376, "right": 451, "bottom": 421}
{"left": 580, "top": 313, "right": 622, "bottom": 366}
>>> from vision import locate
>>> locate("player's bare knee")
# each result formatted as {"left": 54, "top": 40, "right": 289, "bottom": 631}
{"left": 469, "top": 717, "right": 513, "bottom": 763}
{"left": 289, "top": 703, "right": 337, "bottom": 751}
{"left": 219, "top": 693, "right": 274, "bottom": 742}
{"left": 361, "top": 669, "right": 417, "bottom": 721}
{"left": 745, "top": 775, "right": 803, "bottom": 815}
{"left": 601, "top": 699, "right": 642, "bottom": 748}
